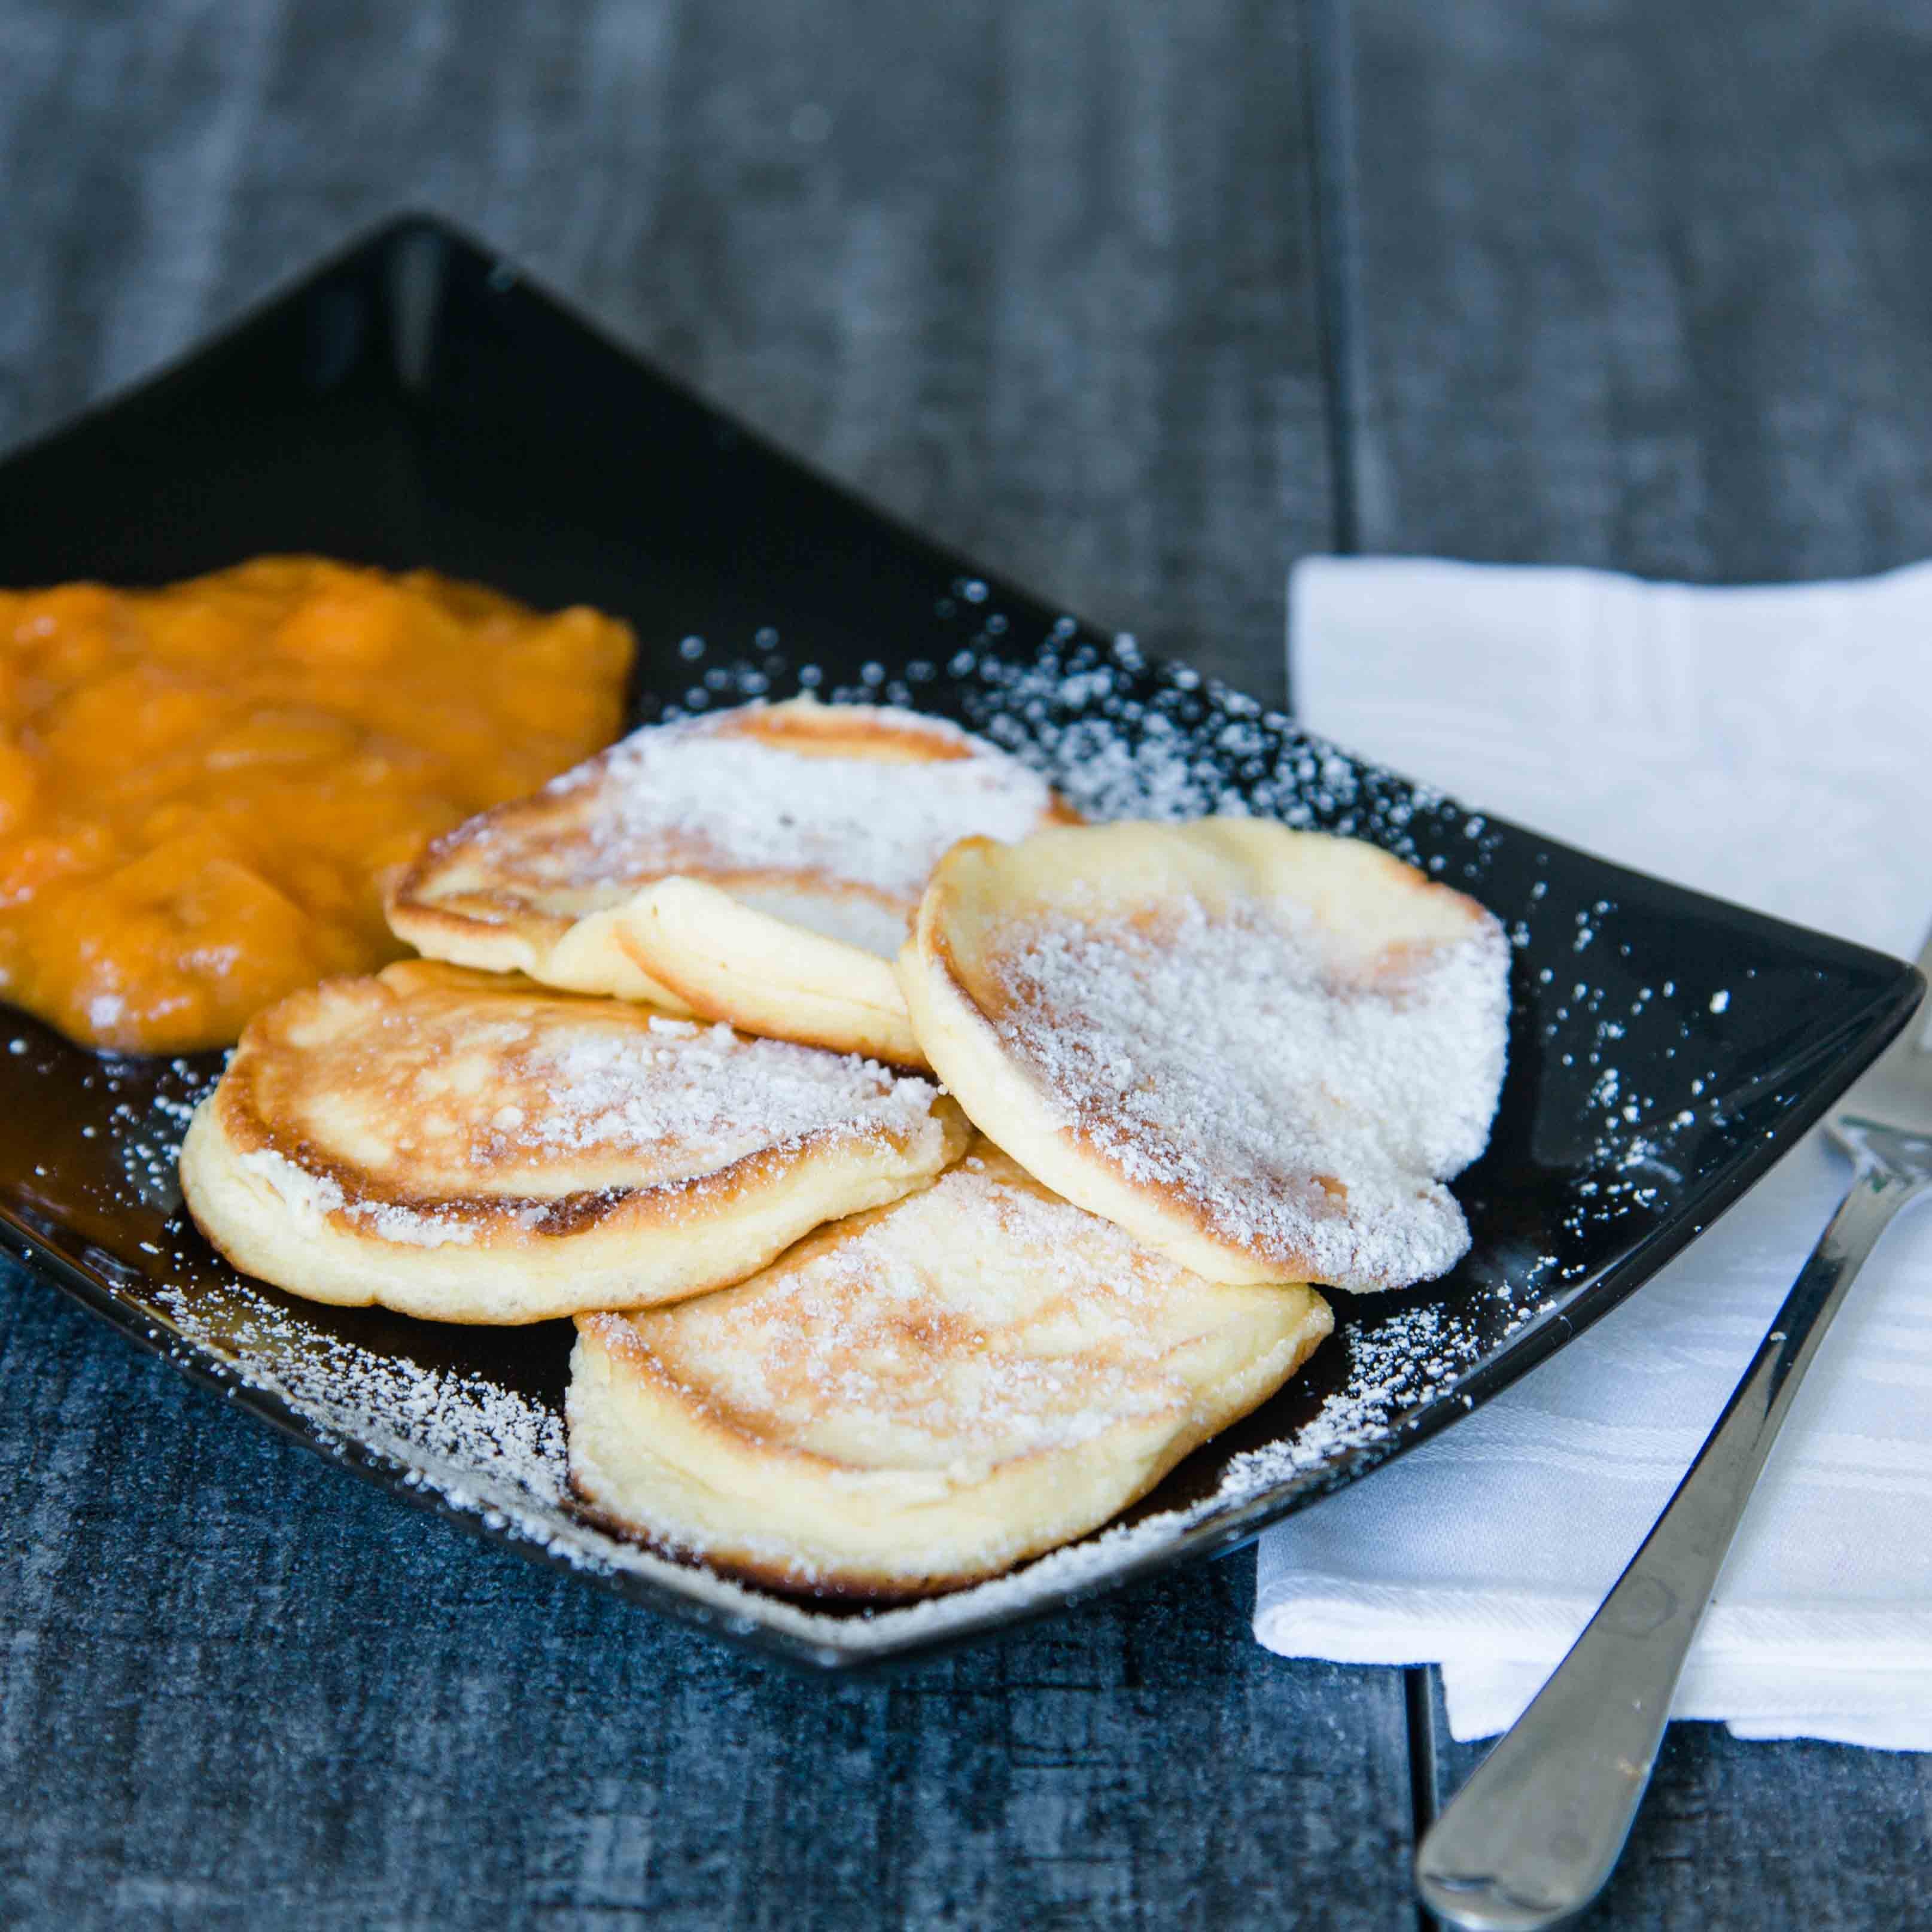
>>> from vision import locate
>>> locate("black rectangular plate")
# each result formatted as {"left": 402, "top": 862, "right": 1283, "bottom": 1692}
{"left": 0, "top": 216, "right": 1920, "bottom": 1668}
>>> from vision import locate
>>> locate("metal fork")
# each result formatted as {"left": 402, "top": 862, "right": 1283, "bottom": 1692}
{"left": 1416, "top": 932, "right": 1932, "bottom": 1931}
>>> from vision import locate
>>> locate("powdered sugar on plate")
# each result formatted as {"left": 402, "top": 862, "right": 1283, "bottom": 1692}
{"left": 4, "top": 607, "right": 1761, "bottom": 1661}
{"left": 136, "top": 1234, "right": 1490, "bottom": 1660}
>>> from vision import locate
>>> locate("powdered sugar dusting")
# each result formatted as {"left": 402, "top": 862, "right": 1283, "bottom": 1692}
{"left": 239, "top": 981, "right": 948, "bottom": 1243}
{"left": 128, "top": 1226, "right": 1497, "bottom": 1657}
{"left": 509, "top": 1021, "right": 940, "bottom": 1171}
{"left": 474, "top": 701, "right": 1055, "bottom": 917}
{"left": 986, "top": 896, "right": 1510, "bottom": 1290}
{"left": 175, "top": 1289, "right": 571, "bottom": 1514}
{"left": 10, "top": 603, "right": 1772, "bottom": 1659}
{"left": 629, "top": 1147, "right": 1284, "bottom": 1484}
{"left": 235, "top": 1148, "right": 510, "bottom": 1249}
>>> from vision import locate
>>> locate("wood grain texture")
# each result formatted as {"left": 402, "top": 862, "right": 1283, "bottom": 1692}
{"left": 1419, "top": 1674, "right": 1932, "bottom": 1932}
{"left": 1346, "top": 0, "right": 1932, "bottom": 578}
{"left": 1, "top": 0, "right": 1328, "bottom": 699}
{"left": 0, "top": 4, "right": 1405, "bottom": 1928}
{"left": 1338, "top": 4, "right": 1932, "bottom": 1925}
{"left": 0, "top": 1267, "right": 1417, "bottom": 1931}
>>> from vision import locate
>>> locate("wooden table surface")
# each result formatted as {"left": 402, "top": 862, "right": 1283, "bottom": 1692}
{"left": 2, "top": 2, "right": 1928, "bottom": 1925}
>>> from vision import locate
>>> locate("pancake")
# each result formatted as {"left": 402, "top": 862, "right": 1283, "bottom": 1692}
{"left": 386, "top": 695, "right": 1072, "bottom": 1065}
{"left": 567, "top": 1142, "right": 1332, "bottom": 1598}
{"left": 179, "top": 959, "right": 969, "bottom": 1324}
{"left": 896, "top": 819, "right": 1510, "bottom": 1294}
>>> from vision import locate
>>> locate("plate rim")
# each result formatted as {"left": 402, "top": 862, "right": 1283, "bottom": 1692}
{"left": 1, "top": 214, "right": 1925, "bottom": 1671}
{"left": 2, "top": 942, "right": 1921, "bottom": 1674}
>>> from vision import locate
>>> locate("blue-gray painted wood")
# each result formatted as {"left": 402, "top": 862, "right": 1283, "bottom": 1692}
{"left": 0, "top": 4, "right": 1416, "bottom": 1928}
{"left": 0, "top": 1268, "right": 1416, "bottom": 1930}
{"left": 11, "top": 0, "right": 1932, "bottom": 1922}
{"left": 1338, "top": 3, "right": 1932, "bottom": 1925}
{"left": 1417, "top": 1672, "right": 1931, "bottom": 1932}
{"left": 1, "top": 0, "right": 1329, "bottom": 701}
{"left": 1346, "top": 0, "right": 1932, "bottom": 581}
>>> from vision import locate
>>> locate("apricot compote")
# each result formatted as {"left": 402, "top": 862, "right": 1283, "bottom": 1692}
{"left": 0, "top": 557, "right": 632, "bottom": 1051}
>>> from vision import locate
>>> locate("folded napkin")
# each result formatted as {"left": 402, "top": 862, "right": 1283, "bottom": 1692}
{"left": 1253, "top": 556, "right": 1932, "bottom": 1750}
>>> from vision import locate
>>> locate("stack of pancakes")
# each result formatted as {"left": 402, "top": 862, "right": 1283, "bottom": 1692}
{"left": 180, "top": 695, "right": 1510, "bottom": 1599}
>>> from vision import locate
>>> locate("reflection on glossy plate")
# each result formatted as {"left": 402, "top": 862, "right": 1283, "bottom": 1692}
{"left": 0, "top": 218, "right": 1918, "bottom": 1668}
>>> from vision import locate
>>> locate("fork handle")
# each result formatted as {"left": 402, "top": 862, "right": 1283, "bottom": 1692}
{"left": 1415, "top": 1164, "right": 1922, "bottom": 1932}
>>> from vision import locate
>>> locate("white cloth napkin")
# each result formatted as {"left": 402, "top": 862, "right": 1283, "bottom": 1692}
{"left": 1252, "top": 555, "right": 1932, "bottom": 1750}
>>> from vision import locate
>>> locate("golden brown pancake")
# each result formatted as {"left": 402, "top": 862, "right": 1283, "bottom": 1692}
{"left": 896, "top": 819, "right": 1510, "bottom": 1294}
{"left": 179, "top": 959, "right": 969, "bottom": 1324}
{"left": 568, "top": 1141, "right": 1332, "bottom": 1598}
{"left": 385, "top": 695, "right": 1072, "bottom": 1064}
